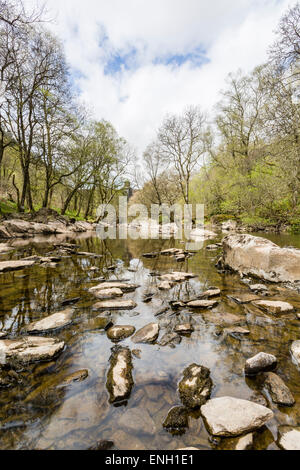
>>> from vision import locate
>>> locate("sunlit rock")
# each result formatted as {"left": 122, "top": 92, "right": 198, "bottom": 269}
{"left": 201, "top": 397, "right": 273, "bottom": 437}
{"left": 222, "top": 234, "right": 300, "bottom": 283}
{"left": 0, "top": 337, "right": 65, "bottom": 365}
{"left": 106, "top": 347, "right": 133, "bottom": 404}
{"left": 131, "top": 323, "right": 159, "bottom": 344}
{"left": 245, "top": 352, "right": 277, "bottom": 376}
{"left": 25, "top": 308, "right": 74, "bottom": 333}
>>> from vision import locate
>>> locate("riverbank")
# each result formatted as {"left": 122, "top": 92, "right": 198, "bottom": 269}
{"left": 0, "top": 208, "right": 96, "bottom": 239}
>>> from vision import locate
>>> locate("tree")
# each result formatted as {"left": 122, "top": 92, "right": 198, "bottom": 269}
{"left": 157, "top": 106, "right": 208, "bottom": 205}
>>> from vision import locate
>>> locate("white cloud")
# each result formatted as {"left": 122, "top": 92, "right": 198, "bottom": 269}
{"left": 25, "top": 0, "right": 294, "bottom": 154}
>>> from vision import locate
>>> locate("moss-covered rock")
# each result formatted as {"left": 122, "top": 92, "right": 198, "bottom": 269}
{"left": 106, "top": 347, "right": 134, "bottom": 404}
{"left": 179, "top": 363, "right": 213, "bottom": 409}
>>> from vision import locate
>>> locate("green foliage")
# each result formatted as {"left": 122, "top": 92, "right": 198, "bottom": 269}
{"left": 0, "top": 199, "right": 17, "bottom": 215}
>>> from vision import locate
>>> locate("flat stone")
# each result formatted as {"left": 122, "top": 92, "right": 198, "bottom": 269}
{"left": 160, "top": 272, "right": 196, "bottom": 282}
{"left": 93, "top": 299, "right": 137, "bottom": 311}
{"left": 89, "top": 282, "right": 138, "bottom": 293}
{"left": 263, "top": 372, "right": 295, "bottom": 406}
{"left": 25, "top": 308, "right": 74, "bottom": 333}
{"left": 198, "top": 289, "right": 221, "bottom": 299}
{"left": 161, "top": 248, "right": 183, "bottom": 255}
{"left": 253, "top": 300, "right": 294, "bottom": 314}
{"left": 0, "top": 259, "right": 36, "bottom": 273}
{"left": 83, "top": 317, "right": 113, "bottom": 332}
{"left": 187, "top": 300, "right": 218, "bottom": 309}
{"left": 291, "top": 340, "right": 300, "bottom": 367}
{"left": 107, "top": 325, "right": 136, "bottom": 342}
{"left": 119, "top": 407, "right": 156, "bottom": 435}
{"left": 245, "top": 352, "right": 277, "bottom": 376}
{"left": 201, "top": 397, "right": 273, "bottom": 437}
{"left": 132, "top": 323, "right": 160, "bottom": 344}
{"left": 202, "top": 312, "right": 243, "bottom": 327}
{"left": 159, "top": 332, "right": 181, "bottom": 347}
{"left": 0, "top": 337, "right": 65, "bottom": 365}
{"left": 91, "top": 288, "right": 123, "bottom": 300}
{"left": 106, "top": 347, "right": 133, "bottom": 404}
{"left": 249, "top": 284, "right": 268, "bottom": 293}
{"left": 179, "top": 364, "right": 213, "bottom": 409}
{"left": 163, "top": 406, "right": 188, "bottom": 433}
{"left": 174, "top": 324, "right": 194, "bottom": 334}
{"left": 278, "top": 427, "right": 300, "bottom": 450}
{"left": 223, "top": 327, "right": 250, "bottom": 338}
{"left": 228, "top": 294, "right": 260, "bottom": 304}
{"left": 158, "top": 281, "right": 174, "bottom": 291}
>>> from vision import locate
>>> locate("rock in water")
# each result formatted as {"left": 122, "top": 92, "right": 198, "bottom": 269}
{"left": 89, "top": 282, "right": 138, "bottom": 293}
{"left": 201, "top": 397, "right": 274, "bottom": 437}
{"left": 291, "top": 341, "right": 300, "bottom": 367}
{"left": 106, "top": 347, "right": 133, "bottom": 404}
{"left": 187, "top": 300, "right": 218, "bottom": 309}
{"left": 252, "top": 300, "right": 294, "bottom": 315}
{"left": 59, "top": 370, "right": 89, "bottom": 387}
{"left": 107, "top": 325, "right": 136, "bottom": 342}
{"left": 197, "top": 289, "right": 221, "bottom": 299}
{"left": 163, "top": 406, "right": 189, "bottom": 434}
{"left": 131, "top": 323, "right": 159, "bottom": 344}
{"left": 245, "top": 352, "right": 277, "bottom": 376}
{"left": 25, "top": 308, "right": 74, "bottom": 333}
{"left": 92, "top": 288, "right": 124, "bottom": 300}
{"left": 263, "top": 372, "right": 295, "bottom": 406}
{"left": 174, "top": 324, "right": 194, "bottom": 334}
{"left": 222, "top": 234, "right": 300, "bottom": 283}
{"left": 93, "top": 299, "right": 137, "bottom": 311}
{"left": 278, "top": 427, "right": 300, "bottom": 450}
{"left": 179, "top": 364, "right": 213, "bottom": 409}
{"left": 0, "top": 259, "right": 36, "bottom": 273}
{"left": 0, "top": 337, "right": 65, "bottom": 365}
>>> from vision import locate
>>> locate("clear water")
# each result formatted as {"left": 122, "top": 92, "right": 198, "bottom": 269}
{"left": 0, "top": 232, "right": 300, "bottom": 450}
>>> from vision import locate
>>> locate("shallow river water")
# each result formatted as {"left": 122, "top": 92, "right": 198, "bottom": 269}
{"left": 0, "top": 231, "right": 300, "bottom": 450}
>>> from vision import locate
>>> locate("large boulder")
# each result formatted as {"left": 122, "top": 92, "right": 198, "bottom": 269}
{"left": 106, "top": 347, "right": 133, "bottom": 404}
{"left": 179, "top": 364, "right": 213, "bottom": 409}
{"left": 222, "top": 234, "right": 300, "bottom": 283}
{"left": 201, "top": 397, "right": 273, "bottom": 437}
{"left": 0, "top": 337, "right": 65, "bottom": 365}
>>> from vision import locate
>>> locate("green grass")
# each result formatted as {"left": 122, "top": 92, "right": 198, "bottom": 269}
{"left": 0, "top": 199, "right": 18, "bottom": 215}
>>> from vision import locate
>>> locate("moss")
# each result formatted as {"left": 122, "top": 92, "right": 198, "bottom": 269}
{"left": 179, "top": 363, "right": 213, "bottom": 409}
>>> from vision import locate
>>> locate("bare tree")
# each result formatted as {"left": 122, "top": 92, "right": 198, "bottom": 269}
{"left": 158, "top": 106, "right": 207, "bottom": 205}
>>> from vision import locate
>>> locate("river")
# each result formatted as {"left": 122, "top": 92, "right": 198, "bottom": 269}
{"left": 0, "top": 231, "right": 299, "bottom": 450}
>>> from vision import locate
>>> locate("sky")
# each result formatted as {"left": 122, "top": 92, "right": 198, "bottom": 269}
{"left": 25, "top": 0, "right": 295, "bottom": 155}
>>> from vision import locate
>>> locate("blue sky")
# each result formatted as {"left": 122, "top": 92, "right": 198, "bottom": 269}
{"left": 26, "top": 0, "right": 295, "bottom": 154}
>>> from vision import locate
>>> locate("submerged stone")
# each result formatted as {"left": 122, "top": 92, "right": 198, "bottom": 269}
{"left": 253, "top": 300, "right": 294, "bottom": 315}
{"left": 201, "top": 397, "right": 273, "bottom": 437}
{"left": 92, "top": 288, "right": 123, "bottom": 300}
{"left": 163, "top": 406, "right": 189, "bottom": 434}
{"left": 159, "top": 332, "right": 181, "bottom": 347}
{"left": 59, "top": 370, "right": 89, "bottom": 387}
{"left": 93, "top": 299, "right": 137, "bottom": 311}
{"left": 263, "top": 372, "right": 295, "bottom": 407}
{"left": 179, "top": 364, "right": 213, "bottom": 409}
{"left": 106, "top": 347, "right": 134, "bottom": 404}
{"left": 198, "top": 289, "right": 221, "bottom": 299}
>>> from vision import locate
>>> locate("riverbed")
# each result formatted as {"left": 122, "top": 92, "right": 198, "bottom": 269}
{"left": 0, "top": 231, "right": 300, "bottom": 450}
